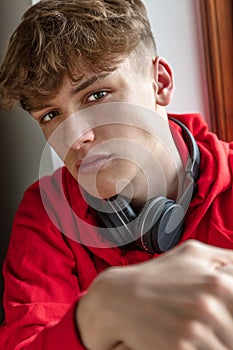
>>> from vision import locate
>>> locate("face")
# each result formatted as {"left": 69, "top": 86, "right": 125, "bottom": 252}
{"left": 31, "top": 56, "right": 175, "bottom": 202}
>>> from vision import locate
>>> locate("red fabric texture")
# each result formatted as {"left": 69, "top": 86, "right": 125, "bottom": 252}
{"left": 1, "top": 113, "right": 233, "bottom": 349}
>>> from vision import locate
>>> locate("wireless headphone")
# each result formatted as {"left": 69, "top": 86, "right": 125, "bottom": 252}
{"left": 86, "top": 117, "right": 200, "bottom": 254}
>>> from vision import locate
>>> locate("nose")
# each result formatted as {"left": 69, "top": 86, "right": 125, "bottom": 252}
{"left": 62, "top": 114, "right": 95, "bottom": 151}
{"left": 70, "top": 129, "right": 95, "bottom": 151}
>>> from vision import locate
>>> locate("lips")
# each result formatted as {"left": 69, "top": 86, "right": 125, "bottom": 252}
{"left": 77, "top": 154, "right": 114, "bottom": 175}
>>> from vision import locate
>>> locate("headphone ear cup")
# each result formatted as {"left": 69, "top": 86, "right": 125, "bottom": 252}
{"left": 137, "top": 197, "right": 185, "bottom": 253}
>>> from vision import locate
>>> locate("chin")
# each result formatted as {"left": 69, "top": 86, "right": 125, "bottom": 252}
{"left": 78, "top": 176, "right": 127, "bottom": 200}
{"left": 80, "top": 180, "right": 118, "bottom": 200}
{"left": 77, "top": 162, "right": 138, "bottom": 199}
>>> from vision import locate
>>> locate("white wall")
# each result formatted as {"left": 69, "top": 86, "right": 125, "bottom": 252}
{"left": 144, "top": 0, "right": 210, "bottom": 125}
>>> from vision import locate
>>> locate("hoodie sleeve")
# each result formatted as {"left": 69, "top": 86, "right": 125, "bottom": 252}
{"left": 0, "top": 181, "right": 87, "bottom": 350}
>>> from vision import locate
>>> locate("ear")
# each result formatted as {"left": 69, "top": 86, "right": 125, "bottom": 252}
{"left": 152, "top": 56, "right": 175, "bottom": 106}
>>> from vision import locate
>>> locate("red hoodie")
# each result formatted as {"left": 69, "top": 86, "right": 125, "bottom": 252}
{"left": 0, "top": 114, "right": 233, "bottom": 349}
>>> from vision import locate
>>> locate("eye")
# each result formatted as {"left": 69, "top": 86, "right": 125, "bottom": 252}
{"left": 40, "top": 110, "right": 60, "bottom": 124}
{"left": 87, "top": 90, "right": 108, "bottom": 103}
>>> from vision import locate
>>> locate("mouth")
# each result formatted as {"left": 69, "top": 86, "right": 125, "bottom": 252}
{"left": 77, "top": 154, "right": 115, "bottom": 175}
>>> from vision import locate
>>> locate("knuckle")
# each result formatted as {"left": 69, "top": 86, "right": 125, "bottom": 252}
{"left": 182, "top": 319, "right": 204, "bottom": 338}
{"left": 178, "top": 239, "right": 201, "bottom": 255}
{"left": 173, "top": 326, "right": 204, "bottom": 350}
{"left": 184, "top": 320, "right": 200, "bottom": 338}
{"left": 173, "top": 339, "right": 191, "bottom": 350}
{"left": 205, "top": 273, "right": 228, "bottom": 294}
{"left": 192, "top": 293, "right": 220, "bottom": 318}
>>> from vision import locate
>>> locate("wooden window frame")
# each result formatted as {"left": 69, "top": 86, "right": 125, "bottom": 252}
{"left": 200, "top": 0, "right": 233, "bottom": 141}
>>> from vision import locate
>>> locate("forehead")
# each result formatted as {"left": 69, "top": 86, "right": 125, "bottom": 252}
{"left": 27, "top": 55, "right": 143, "bottom": 112}
{"left": 60, "top": 56, "right": 142, "bottom": 94}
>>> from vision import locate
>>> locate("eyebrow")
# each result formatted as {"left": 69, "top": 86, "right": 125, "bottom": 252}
{"left": 70, "top": 72, "right": 112, "bottom": 95}
{"left": 30, "top": 72, "right": 113, "bottom": 113}
{"left": 29, "top": 103, "right": 53, "bottom": 114}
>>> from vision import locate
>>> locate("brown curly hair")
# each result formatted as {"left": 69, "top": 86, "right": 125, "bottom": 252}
{"left": 0, "top": 0, "right": 156, "bottom": 112}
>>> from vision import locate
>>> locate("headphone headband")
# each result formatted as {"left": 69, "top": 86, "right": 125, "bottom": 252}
{"left": 169, "top": 117, "right": 200, "bottom": 182}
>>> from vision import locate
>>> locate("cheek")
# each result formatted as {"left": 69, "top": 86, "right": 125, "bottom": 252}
{"left": 127, "top": 79, "right": 156, "bottom": 108}
{"left": 139, "top": 89, "right": 156, "bottom": 111}
{"left": 63, "top": 151, "right": 77, "bottom": 177}
{"left": 41, "top": 121, "right": 60, "bottom": 140}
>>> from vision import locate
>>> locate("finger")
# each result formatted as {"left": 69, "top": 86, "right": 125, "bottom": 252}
{"left": 219, "top": 265, "right": 233, "bottom": 275}
{"left": 211, "top": 303, "right": 233, "bottom": 349}
{"left": 181, "top": 295, "right": 233, "bottom": 349}
{"left": 194, "top": 326, "right": 231, "bottom": 350}
{"left": 150, "top": 292, "right": 233, "bottom": 349}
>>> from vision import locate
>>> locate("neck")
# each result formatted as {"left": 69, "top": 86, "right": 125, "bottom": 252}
{"left": 120, "top": 142, "right": 183, "bottom": 212}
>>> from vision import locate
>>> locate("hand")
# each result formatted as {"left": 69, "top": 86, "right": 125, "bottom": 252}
{"left": 77, "top": 240, "right": 233, "bottom": 350}
{"left": 111, "top": 343, "right": 131, "bottom": 350}
{"left": 219, "top": 265, "right": 233, "bottom": 276}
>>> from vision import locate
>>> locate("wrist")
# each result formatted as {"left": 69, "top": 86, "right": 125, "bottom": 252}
{"left": 76, "top": 267, "right": 126, "bottom": 349}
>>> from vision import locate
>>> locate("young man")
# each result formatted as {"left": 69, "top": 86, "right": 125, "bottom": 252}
{"left": 1, "top": 0, "right": 233, "bottom": 349}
